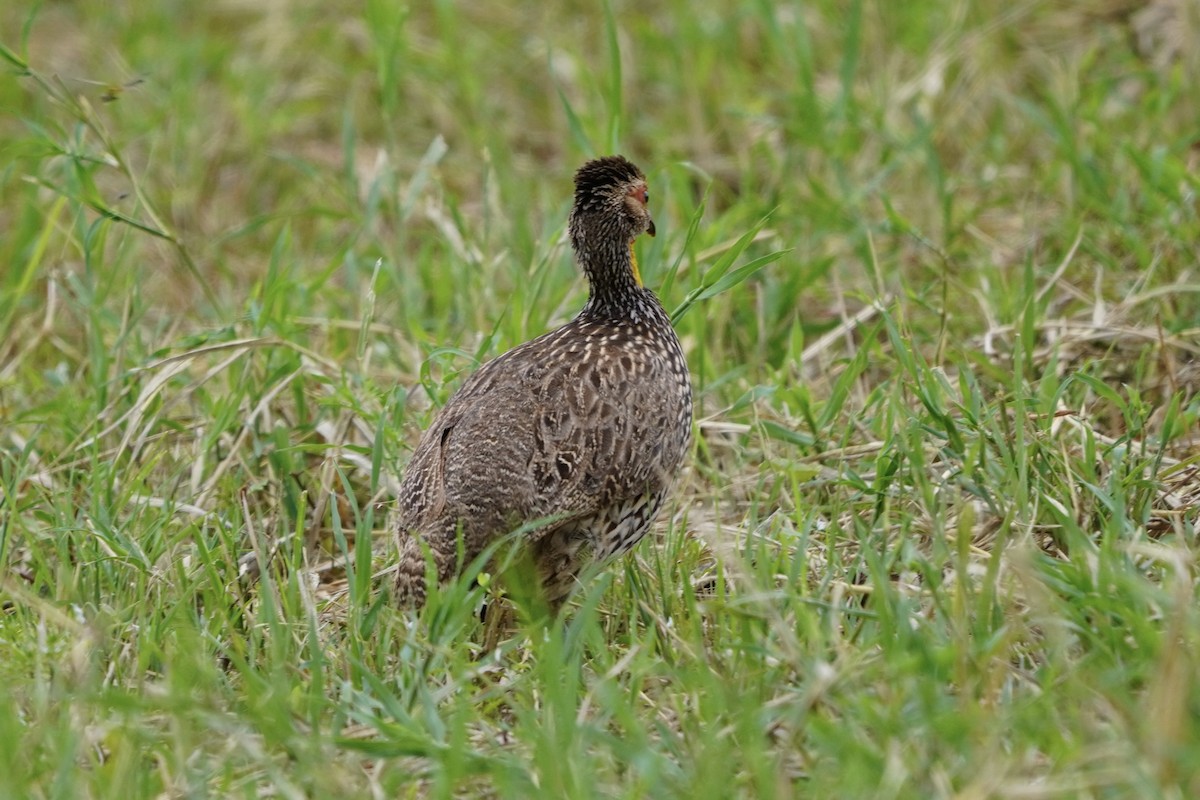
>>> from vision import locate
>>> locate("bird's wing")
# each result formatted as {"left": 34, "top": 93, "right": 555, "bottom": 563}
{"left": 524, "top": 338, "right": 677, "bottom": 520}
{"left": 396, "top": 343, "right": 561, "bottom": 534}
{"left": 396, "top": 325, "right": 677, "bottom": 537}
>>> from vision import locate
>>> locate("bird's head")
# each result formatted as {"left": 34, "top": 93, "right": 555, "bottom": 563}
{"left": 569, "top": 154, "right": 656, "bottom": 248}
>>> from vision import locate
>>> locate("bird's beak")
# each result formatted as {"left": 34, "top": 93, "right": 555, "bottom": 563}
{"left": 647, "top": 217, "right": 656, "bottom": 237}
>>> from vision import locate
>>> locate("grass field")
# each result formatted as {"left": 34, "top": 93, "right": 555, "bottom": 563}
{"left": 3, "top": 0, "right": 1200, "bottom": 797}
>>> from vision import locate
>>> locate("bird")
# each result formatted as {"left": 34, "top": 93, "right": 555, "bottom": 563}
{"left": 393, "top": 155, "right": 693, "bottom": 610}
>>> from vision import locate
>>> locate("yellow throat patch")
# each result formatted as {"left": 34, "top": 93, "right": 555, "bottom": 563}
{"left": 629, "top": 241, "right": 643, "bottom": 287}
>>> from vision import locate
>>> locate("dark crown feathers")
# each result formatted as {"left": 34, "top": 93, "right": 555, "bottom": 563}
{"left": 573, "top": 155, "right": 645, "bottom": 211}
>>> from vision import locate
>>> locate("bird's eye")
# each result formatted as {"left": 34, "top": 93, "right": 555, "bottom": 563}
{"left": 642, "top": 189, "right": 649, "bottom": 204}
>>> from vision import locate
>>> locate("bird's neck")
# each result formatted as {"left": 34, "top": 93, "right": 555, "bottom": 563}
{"left": 574, "top": 235, "right": 646, "bottom": 318}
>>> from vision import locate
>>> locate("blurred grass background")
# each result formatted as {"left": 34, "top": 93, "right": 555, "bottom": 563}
{"left": 2, "top": 0, "right": 1200, "bottom": 797}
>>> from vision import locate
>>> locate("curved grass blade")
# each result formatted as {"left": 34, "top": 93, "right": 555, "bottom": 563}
{"left": 670, "top": 211, "right": 789, "bottom": 323}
